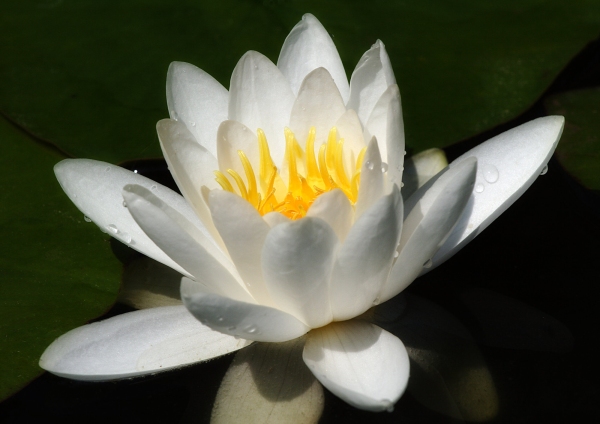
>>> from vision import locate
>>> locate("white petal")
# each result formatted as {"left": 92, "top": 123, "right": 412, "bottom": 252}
{"left": 262, "top": 217, "right": 337, "bottom": 328}
{"left": 54, "top": 159, "right": 200, "bottom": 275}
{"left": 157, "top": 119, "right": 224, "bottom": 248}
{"left": 354, "top": 137, "right": 384, "bottom": 219}
{"left": 228, "top": 51, "right": 294, "bottom": 166}
{"left": 364, "top": 84, "right": 402, "bottom": 166}
{"left": 39, "top": 305, "right": 251, "bottom": 381}
{"left": 306, "top": 189, "right": 353, "bottom": 243}
{"left": 384, "top": 88, "right": 405, "bottom": 190}
{"left": 347, "top": 40, "right": 396, "bottom": 126}
{"left": 278, "top": 13, "right": 350, "bottom": 102}
{"left": 123, "top": 184, "right": 254, "bottom": 303}
{"left": 209, "top": 190, "right": 274, "bottom": 306}
{"left": 402, "top": 148, "right": 448, "bottom": 199}
{"left": 330, "top": 186, "right": 402, "bottom": 321}
{"left": 166, "top": 61, "right": 228, "bottom": 156}
{"left": 289, "top": 67, "right": 347, "bottom": 150}
{"left": 303, "top": 320, "right": 409, "bottom": 412}
{"left": 216, "top": 120, "right": 260, "bottom": 178}
{"left": 182, "top": 278, "right": 310, "bottom": 343}
{"left": 379, "top": 158, "right": 477, "bottom": 303}
{"left": 431, "top": 116, "right": 564, "bottom": 268}
{"left": 211, "top": 338, "right": 324, "bottom": 424}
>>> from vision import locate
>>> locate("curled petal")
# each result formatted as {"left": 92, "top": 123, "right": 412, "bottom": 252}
{"left": 123, "top": 184, "right": 253, "bottom": 303}
{"left": 330, "top": 186, "right": 402, "bottom": 320}
{"left": 278, "top": 13, "right": 349, "bottom": 102}
{"left": 182, "top": 278, "right": 310, "bottom": 343}
{"left": 347, "top": 40, "right": 396, "bottom": 125}
{"left": 40, "top": 306, "right": 250, "bottom": 381}
{"left": 262, "top": 217, "right": 337, "bottom": 328}
{"left": 303, "top": 320, "right": 410, "bottom": 412}
{"left": 166, "top": 61, "right": 228, "bottom": 156}
{"left": 431, "top": 116, "right": 564, "bottom": 268}
{"left": 379, "top": 158, "right": 477, "bottom": 303}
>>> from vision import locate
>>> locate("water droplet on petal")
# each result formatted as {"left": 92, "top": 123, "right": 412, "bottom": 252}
{"left": 245, "top": 325, "right": 259, "bottom": 334}
{"left": 403, "top": 150, "right": 407, "bottom": 155}
{"left": 540, "top": 165, "right": 548, "bottom": 175}
{"left": 122, "top": 200, "right": 127, "bottom": 207}
{"left": 423, "top": 259, "right": 433, "bottom": 268}
{"left": 150, "top": 185, "right": 157, "bottom": 190}
{"left": 400, "top": 182, "right": 405, "bottom": 187}
{"left": 381, "top": 162, "right": 388, "bottom": 173}
{"left": 190, "top": 121, "right": 196, "bottom": 127}
{"left": 217, "top": 316, "right": 224, "bottom": 322}
{"left": 133, "top": 170, "right": 138, "bottom": 174}
{"left": 475, "top": 183, "right": 484, "bottom": 193}
{"left": 84, "top": 216, "right": 92, "bottom": 222}
{"left": 228, "top": 326, "right": 236, "bottom": 331}
{"left": 482, "top": 164, "right": 499, "bottom": 183}
{"left": 104, "top": 166, "right": 111, "bottom": 172}
{"left": 394, "top": 251, "right": 399, "bottom": 258}
{"left": 121, "top": 232, "right": 132, "bottom": 244}
{"left": 106, "top": 224, "right": 119, "bottom": 234}
{"left": 366, "top": 161, "right": 374, "bottom": 170}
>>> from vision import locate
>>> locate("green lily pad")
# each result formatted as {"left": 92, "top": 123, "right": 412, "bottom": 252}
{"left": 544, "top": 87, "right": 600, "bottom": 190}
{"left": 1, "top": 1, "right": 600, "bottom": 162}
{"left": 0, "top": 117, "right": 121, "bottom": 401}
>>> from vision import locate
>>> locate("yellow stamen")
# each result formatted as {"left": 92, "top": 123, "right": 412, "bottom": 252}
{"left": 213, "top": 127, "right": 366, "bottom": 220}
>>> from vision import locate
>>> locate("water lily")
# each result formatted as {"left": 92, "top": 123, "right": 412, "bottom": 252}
{"left": 39, "top": 13, "right": 564, "bottom": 414}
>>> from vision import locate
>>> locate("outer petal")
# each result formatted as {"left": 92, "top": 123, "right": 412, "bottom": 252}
{"left": 54, "top": 158, "right": 200, "bottom": 275}
{"left": 306, "top": 189, "right": 353, "bottom": 242}
{"left": 166, "top": 61, "right": 228, "bottom": 156}
{"left": 347, "top": 40, "right": 396, "bottom": 126}
{"left": 278, "top": 13, "right": 350, "bottom": 102}
{"left": 228, "top": 51, "right": 294, "bottom": 166}
{"left": 208, "top": 190, "right": 274, "bottom": 306}
{"left": 330, "top": 186, "right": 402, "bottom": 321}
{"left": 39, "top": 306, "right": 251, "bottom": 381}
{"left": 431, "top": 116, "right": 564, "bottom": 268}
{"left": 303, "top": 320, "right": 410, "bottom": 412}
{"left": 123, "top": 185, "right": 254, "bottom": 303}
{"left": 211, "top": 338, "right": 324, "bottom": 424}
{"left": 354, "top": 137, "right": 384, "bottom": 219}
{"left": 289, "top": 67, "right": 347, "bottom": 149}
{"left": 379, "top": 158, "right": 477, "bottom": 303}
{"left": 182, "top": 278, "right": 310, "bottom": 343}
{"left": 157, "top": 119, "right": 224, "bottom": 248}
{"left": 262, "top": 217, "right": 337, "bottom": 328}
{"left": 364, "top": 84, "right": 403, "bottom": 167}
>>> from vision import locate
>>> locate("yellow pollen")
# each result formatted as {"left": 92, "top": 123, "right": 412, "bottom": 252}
{"left": 214, "top": 127, "right": 366, "bottom": 220}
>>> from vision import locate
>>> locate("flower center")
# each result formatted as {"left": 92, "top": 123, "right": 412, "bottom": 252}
{"left": 214, "top": 127, "right": 366, "bottom": 220}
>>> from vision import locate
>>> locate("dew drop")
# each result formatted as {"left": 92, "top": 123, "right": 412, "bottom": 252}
{"left": 217, "top": 316, "right": 224, "bottom": 322}
{"left": 366, "top": 161, "right": 374, "bottom": 170}
{"left": 381, "top": 162, "right": 388, "bottom": 173}
{"left": 474, "top": 183, "right": 484, "bottom": 193}
{"left": 400, "top": 182, "right": 405, "bottom": 187}
{"left": 104, "top": 166, "right": 111, "bottom": 172}
{"left": 228, "top": 326, "right": 236, "bottom": 331}
{"left": 540, "top": 164, "right": 548, "bottom": 175}
{"left": 121, "top": 232, "right": 132, "bottom": 244}
{"left": 122, "top": 200, "right": 127, "bottom": 207}
{"left": 245, "top": 325, "right": 259, "bottom": 334}
{"left": 106, "top": 224, "right": 119, "bottom": 234}
{"left": 422, "top": 259, "right": 433, "bottom": 268}
{"left": 84, "top": 216, "right": 92, "bottom": 223}
{"left": 133, "top": 170, "right": 138, "bottom": 174}
{"left": 394, "top": 251, "right": 399, "bottom": 258}
{"left": 482, "top": 164, "right": 499, "bottom": 183}
{"left": 190, "top": 121, "right": 196, "bottom": 127}
{"left": 403, "top": 150, "right": 407, "bottom": 155}
{"left": 150, "top": 185, "right": 157, "bottom": 190}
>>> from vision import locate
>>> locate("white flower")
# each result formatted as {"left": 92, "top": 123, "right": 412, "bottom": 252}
{"left": 39, "top": 14, "right": 564, "bottom": 413}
